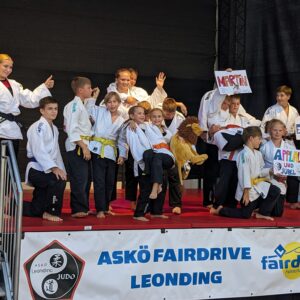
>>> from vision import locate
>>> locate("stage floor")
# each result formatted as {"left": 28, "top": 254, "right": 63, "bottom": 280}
{"left": 22, "top": 189, "right": 300, "bottom": 232}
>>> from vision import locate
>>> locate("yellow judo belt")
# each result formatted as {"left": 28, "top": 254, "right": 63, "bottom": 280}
{"left": 91, "top": 136, "right": 117, "bottom": 158}
{"left": 77, "top": 135, "right": 92, "bottom": 156}
{"left": 251, "top": 177, "right": 269, "bottom": 186}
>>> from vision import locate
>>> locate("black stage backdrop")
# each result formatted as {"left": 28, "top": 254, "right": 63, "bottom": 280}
{"left": 1, "top": 0, "right": 216, "bottom": 177}
{"left": 219, "top": 0, "right": 300, "bottom": 120}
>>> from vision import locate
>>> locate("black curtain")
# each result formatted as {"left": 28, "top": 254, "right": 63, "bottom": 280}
{"left": 1, "top": 0, "right": 216, "bottom": 177}
{"left": 219, "top": 0, "right": 300, "bottom": 119}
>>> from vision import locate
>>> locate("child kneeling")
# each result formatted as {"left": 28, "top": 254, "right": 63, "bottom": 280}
{"left": 211, "top": 126, "right": 281, "bottom": 220}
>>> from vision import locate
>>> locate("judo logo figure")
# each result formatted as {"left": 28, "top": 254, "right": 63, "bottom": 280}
{"left": 24, "top": 240, "right": 85, "bottom": 300}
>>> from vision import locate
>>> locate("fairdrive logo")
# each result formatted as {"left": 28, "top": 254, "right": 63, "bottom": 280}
{"left": 24, "top": 240, "right": 85, "bottom": 300}
{"left": 261, "top": 242, "right": 300, "bottom": 280}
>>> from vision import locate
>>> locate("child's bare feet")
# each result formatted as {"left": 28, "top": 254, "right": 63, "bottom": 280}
{"left": 210, "top": 206, "right": 223, "bottom": 215}
{"left": 149, "top": 183, "right": 160, "bottom": 199}
{"left": 96, "top": 211, "right": 105, "bottom": 219}
{"left": 149, "top": 192, "right": 158, "bottom": 199}
{"left": 43, "top": 212, "right": 63, "bottom": 222}
{"left": 106, "top": 210, "right": 116, "bottom": 216}
{"left": 130, "top": 201, "right": 136, "bottom": 210}
{"left": 255, "top": 213, "right": 274, "bottom": 221}
{"left": 158, "top": 184, "right": 162, "bottom": 194}
{"left": 151, "top": 214, "right": 169, "bottom": 219}
{"left": 133, "top": 216, "right": 149, "bottom": 222}
{"left": 290, "top": 203, "right": 300, "bottom": 209}
{"left": 109, "top": 205, "right": 113, "bottom": 211}
{"left": 71, "top": 212, "right": 88, "bottom": 218}
{"left": 172, "top": 207, "right": 181, "bottom": 215}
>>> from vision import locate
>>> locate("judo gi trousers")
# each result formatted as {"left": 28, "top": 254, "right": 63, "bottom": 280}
{"left": 23, "top": 168, "right": 65, "bottom": 217}
{"left": 134, "top": 167, "right": 166, "bottom": 217}
{"left": 214, "top": 160, "right": 238, "bottom": 208}
{"left": 92, "top": 154, "right": 116, "bottom": 212}
{"left": 66, "top": 148, "right": 90, "bottom": 214}
{"left": 143, "top": 150, "right": 174, "bottom": 184}
{"left": 219, "top": 185, "right": 280, "bottom": 219}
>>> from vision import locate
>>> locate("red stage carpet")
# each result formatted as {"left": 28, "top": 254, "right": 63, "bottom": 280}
{"left": 22, "top": 189, "right": 300, "bottom": 232}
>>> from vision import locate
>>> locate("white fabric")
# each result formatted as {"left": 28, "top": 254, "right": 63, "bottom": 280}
{"left": 25, "top": 116, "right": 65, "bottom": 185}
{"left": 198, "top": 89, "right": 217, "bottom": 131}
{"left": 144, "top": 123, "right": 174, "bottom": 160}
{"left": 63, "top": 96, "right": 92, "bottom": 152}
{"left": 106, "top": 82, "right": 167, "bottom": 120}
{"left": 0, "top": 80, "right": 51, "bottom": 139}
{"left": 162, "top": 112, "right": 185, "bottom": 135}
{"left": 235, "top": 146, "right": 271, "bottom": 202}
{"left": 125, "top": 125, "right": 152, "bottom": 176}
{"left": 88, "top": 105, "right": 125, "bottom": 161}
{"left": 260, "top": 140, "right": 295, "bottom": 194}
{"left": 261, "top": 103, "right": 299, "bottom": 136}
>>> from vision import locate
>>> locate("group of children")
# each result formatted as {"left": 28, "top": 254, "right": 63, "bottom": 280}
{"left": 1, "top": 53, "right": 299, "bottom": 223}
{"left": 199, "top": 85, "right": 300, "bottom": 221}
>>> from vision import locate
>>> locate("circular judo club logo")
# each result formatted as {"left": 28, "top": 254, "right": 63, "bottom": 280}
{"left": 23, "top": 240, "right": 85, "bottom": 300}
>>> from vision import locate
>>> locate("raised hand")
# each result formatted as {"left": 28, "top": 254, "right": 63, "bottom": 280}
{"left": 156, "top": 72, "right": 166, "bottom": 90}
{"left": 44, "top": 75, "right": 54, "bottom": 89}
{"left": 92, "top": 87, "right": 100, "bottom": 99}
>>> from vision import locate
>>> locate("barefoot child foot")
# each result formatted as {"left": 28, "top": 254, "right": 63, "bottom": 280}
{"left": 151, "top": 214, "right": 169, "bottom": 219}
{"left": 133, "top": 216, "right": 149, "bottom": 222}
{"left": 96, "top": 211, "right": 105, "bottom": 219}
{"left": 106, "top": 210, "right": 116, "bottom": 216}
{"left": 172, "top": 207, "right": 181, "bottom": 215}
{"left": 149, "top": 182, "right": 160, "bottom": 199}
{"left": 255, "top": 213, "right": 274, "bottom": 221}
{"left": 71, "top": 212, "right": 88, "bottom": 218}
{"left": 43, "top": 212, "right": 63, "bottom": 222}
{"left": 210, "top": 206, "right": 223, "bottom": 215}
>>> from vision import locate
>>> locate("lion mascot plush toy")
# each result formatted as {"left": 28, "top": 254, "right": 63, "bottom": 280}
{"left": 170, "top": 116, "right": 208, "bottom": 184}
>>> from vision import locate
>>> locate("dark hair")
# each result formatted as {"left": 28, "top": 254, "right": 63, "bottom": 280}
{"left": 103, "top": 92, "right": 121, "bottom": 104}
{"left": 242, "top": 126, "right": 262, "bottom": 143}
{"left": 71, "top": 76, "right": 91, "bottom": 93}
{"left": 39, "top": 96, "right": 58, "bottom": 109}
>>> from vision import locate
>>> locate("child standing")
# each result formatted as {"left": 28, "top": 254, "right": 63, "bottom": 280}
{"left": 24, "top": 97, "right": 66, "bottom": 222}
{"left": 88, "top": 92, "right": 125, "bottom": 218}
{"left": 260, "top": 119, "right": 300, "bottom": 212}
{"left": 211, "top": 126, "right": 281, "bottom": 220}
{"left": 119, "top": 106, "right": 168, "bottom": 221}
{"left": 63, "top": 77, "right": 97, "bottom": 218}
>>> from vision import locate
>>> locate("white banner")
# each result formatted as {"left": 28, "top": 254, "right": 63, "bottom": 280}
{"left": 19, "top": 228, "right": 300, "bottom": 300}
{"left": 274, "top": 148, "right": 300, "bottom": 176}
{"left": 214, "top": 70, "right": 252, "bottom": 95}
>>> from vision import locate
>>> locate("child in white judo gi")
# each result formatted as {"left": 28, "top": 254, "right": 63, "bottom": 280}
{"left": 63, "top": 77, "right": 98, "bottom": 218}
{"left": 260, "top": 119, "right": 300, "bottom": 212}
{"left": 23, "top": 97, "right": 66, "bottom": 222}
{"left": 87, "top": 92, "right": 126, "bottom": 218}
{"left": 211, "top": 126, "right": 281, "bottom": 220}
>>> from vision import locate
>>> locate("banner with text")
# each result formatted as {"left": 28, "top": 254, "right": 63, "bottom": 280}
{"left": 274, "top": 148, "right": 300, "bottom": 176}
{"left": 19, "top": 228, "right": 300, "bottom": 300}
{"left": 214, "top": 70, "right": 252, "bottom": 95}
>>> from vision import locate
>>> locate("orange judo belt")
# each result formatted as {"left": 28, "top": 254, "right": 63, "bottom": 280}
{"left": 153, "top": 143, "right": 170, "bottom": 150}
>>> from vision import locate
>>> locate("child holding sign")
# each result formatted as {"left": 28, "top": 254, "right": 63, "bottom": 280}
{"left": 260, "top": 119, "right": 299, "bottom": 214}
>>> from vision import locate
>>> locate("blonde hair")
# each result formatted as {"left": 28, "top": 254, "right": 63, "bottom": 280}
{"left": 71, "top": 76, "right": 91, "bottom": 93}
{"left": 267, "top": 119, "right": 286, "bottom": 133}
{"left": 138, "top": 101, "right": 152, "bottom": 114}
{"left": 276, "top": 85, "right": 292, "bottom": 96}
{"left": 149, "top": 108, "right": 163, "bottom": 117}
{"left": 0, "top": 54, "right": 13, "bottom": 64}
{"left": 104, "top": 92, "right": 121, "bottom": 104}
